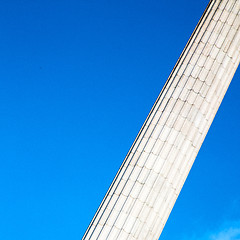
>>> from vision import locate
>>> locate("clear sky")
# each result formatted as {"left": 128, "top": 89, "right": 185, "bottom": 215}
{"left": 0, "top": 0, "right": 239, "bottom": 239}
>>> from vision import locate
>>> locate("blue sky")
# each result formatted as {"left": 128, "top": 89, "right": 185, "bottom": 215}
{"left": 0, "top": 0, "right": 239, "bottom": 239}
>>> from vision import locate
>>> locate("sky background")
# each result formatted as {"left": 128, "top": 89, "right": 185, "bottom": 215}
{"left": 0, "top": 0, "right": 239, "bottom": 239}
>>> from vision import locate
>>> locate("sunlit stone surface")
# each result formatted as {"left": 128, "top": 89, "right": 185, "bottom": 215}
{"left": 83, "top": 0, "right": 240, "bottom": 239}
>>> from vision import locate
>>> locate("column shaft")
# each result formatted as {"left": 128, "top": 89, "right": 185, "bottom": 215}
{"left": 83, "top": 0, "right": 240, "bottom": 239}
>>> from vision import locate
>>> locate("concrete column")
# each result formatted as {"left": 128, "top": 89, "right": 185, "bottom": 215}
{"left": 83, "top": 0, "right": 240, "bottom": 239}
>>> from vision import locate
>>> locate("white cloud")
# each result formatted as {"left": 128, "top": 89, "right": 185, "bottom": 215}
{"left": 181, "top": 221, "right": 240, "bottom": 240}
{"left": 210, "top": 226, "right": 240, "bottom": 240}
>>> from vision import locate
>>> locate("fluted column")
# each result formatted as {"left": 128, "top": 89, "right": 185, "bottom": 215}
{"left": 83, "top": 0, "right": 240, "bottom": 239}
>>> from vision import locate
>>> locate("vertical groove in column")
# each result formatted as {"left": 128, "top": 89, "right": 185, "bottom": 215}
{"left": 83, "top": 0, "right": 240, "bottom": 239}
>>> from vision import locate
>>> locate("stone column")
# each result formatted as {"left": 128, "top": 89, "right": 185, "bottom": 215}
{"left": 83, "top": 0, "right": 240, "bottom": 239}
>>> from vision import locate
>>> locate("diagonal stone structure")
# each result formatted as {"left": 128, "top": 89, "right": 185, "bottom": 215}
{"left": 83, "top": 0, "right": 240, "bottom": 239}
